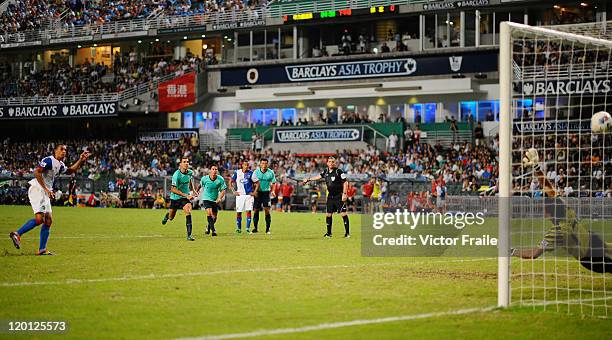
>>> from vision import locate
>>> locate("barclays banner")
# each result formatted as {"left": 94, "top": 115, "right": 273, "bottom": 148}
{"left": 139, "top": 129, "right": 199, "bottom": 141}
{"left": 222, "top": 51, "right": 498, "bottom": 86}
{"left": 513, "top": 120, "right": 591, "bottom": 133}
{"left": 516, "top": 78, "right": 612, "bottom": 96}
{"left": 286, "top": 58, "right": 416, "bottom": 82}
{"left": 0, "top": 102, "right": 117, "bottom": 120}
{"left": 274, "top": 126, "right": 363, "bottom": 143}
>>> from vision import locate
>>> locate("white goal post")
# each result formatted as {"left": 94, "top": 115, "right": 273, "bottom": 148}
{"left": 498, "top": 21, "right": 612, "bottom": 315}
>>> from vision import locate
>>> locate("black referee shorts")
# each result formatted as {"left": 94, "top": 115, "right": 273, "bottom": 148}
{"left": 326, "top": 196, "right": 347, "bottom": 214}
{"left": 254, "top": 191, "right": 271, "bottom": 210}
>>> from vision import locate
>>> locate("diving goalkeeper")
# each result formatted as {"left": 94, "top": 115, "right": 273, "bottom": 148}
{"left": 512, "top": 148, "right": 611, "bottom": 274}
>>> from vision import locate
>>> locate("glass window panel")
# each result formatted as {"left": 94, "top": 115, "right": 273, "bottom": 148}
{"left": 264, "top": 108, "right": 279, "bottom": 126}
{"left": 183, "top": 112, "right": 193, "bottom": 128}
{"left": 479, "top": 12, "right": 494, "bottom": 45}
{"left": 221, "top": 111, "right": 235, "bottom": 128}
{"left": 437, "top": 13, "right": 448, "bottom": 48}
{"left": 424, "top": 14, "right": 436, "bottom": 49}
{"left": 412, "top": 104, "right": 423, "bottom": 123}
{"left": 425, "top": 103, "right": 437, "bottom": 123}
{"left": 464, "top": 11, "right": 476, "bottom": 47}
{"left": 449, "top": 12, "right": 461, "bottom": 47}
{"left": 195, "top": 112, "right": 219, "bottom": 130}
{"left": 251, "top": 109, "right": 265, "bottom": 126}
{"left": 281, "top": 108, "right": 296, "bottom": 125}
{"left": 460, "top": 101, "right": 477, "bottom": 122}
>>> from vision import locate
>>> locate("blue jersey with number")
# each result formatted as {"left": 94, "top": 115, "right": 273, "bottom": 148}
{"left": 232, "top": 169, "right": 254, "bottom": 195}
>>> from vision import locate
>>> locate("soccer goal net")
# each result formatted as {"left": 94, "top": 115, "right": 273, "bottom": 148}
{"left": 498, "top": 21, "right": 612, "bottom": 317}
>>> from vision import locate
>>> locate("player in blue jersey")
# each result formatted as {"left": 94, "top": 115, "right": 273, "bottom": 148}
{"left": 231, "top": 161, "right": 255, "bottom": 233}
{"left": 9, "top": 144, "right": 90, "bottom": 255}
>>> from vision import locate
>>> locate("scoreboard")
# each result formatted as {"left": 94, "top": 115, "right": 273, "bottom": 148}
{"left": 283, "top": 5, "right": 399, "bottom": 24}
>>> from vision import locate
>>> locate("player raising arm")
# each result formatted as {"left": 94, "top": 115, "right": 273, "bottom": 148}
{"left": 303, "top": 156, "right": 350, "bottom": 238}
{"left": 9, "top": 144, "right": 90, "bottom": 255}
{"left": 162, "top": 157, "right": 198, "bottom": 241}
{"left": 201, "top": 164, "right": 227, "bottom": 237}
{"left": 512, "top": 148, "right": 611, "bottom": 273}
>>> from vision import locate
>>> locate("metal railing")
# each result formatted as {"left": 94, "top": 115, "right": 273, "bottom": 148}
{"left": 0, "top": 0, "right": 436, "bottom": 47}
{"left": 421, "top": 129, "right": 473, "bottom": 147}
{"left": 516, "top": 62, "right": 612, "bottom": 81}
{"left": 1, "top": 7, "right": 269, "bottom": 46}
{"left": 0, "top": 93, "right": 119, "bottom": 106}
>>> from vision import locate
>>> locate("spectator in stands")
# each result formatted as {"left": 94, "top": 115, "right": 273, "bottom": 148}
{"left": 474, "top": 122, "right": 484, "bottom": 146}
{"left": 387, "top": 133, "right": 399, "bottom": 154}
{"left": 280, "top": 180, "right": 294, "bottom": 212}
{"left": 450, "top": 116, "right": 458, "bottom": 142}
{"left": 380, "top": 42, "right": 390, "bottom": 53}
{"left": 341, "top": 30, "right": 352, "bottom": 55}
{"left": 358, "top": 34, "right": 367, "bottom": 53}
{"left": 361, "top": 178, "right": 374, "bottom": 214}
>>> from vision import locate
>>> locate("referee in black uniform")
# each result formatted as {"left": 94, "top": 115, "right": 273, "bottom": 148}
{"left": 302, "top": 156, "right": 350, "bottom": 238}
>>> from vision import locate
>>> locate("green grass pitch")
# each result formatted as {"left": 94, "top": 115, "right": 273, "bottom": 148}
{"left": 0, "top": 206, "right": 610, "bottom": 339}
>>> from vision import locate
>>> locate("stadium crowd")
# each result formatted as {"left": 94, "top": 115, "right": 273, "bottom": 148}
{"left": 513, "top": 38, "right": 611, "bottom": 68}
{"left": 2, "top": 130, "right": 610, "bottom": 208}
{"left": 0, "top": 135, "right": 498, "bottom": 185}
{"left": 0, "top": 0, "right": 269, "bottom": 35}
{"left": 0, "top": 54, "right": 201, "bottom": 97}
{"left": 512, "top": 131, "right": 612, "bottom": 198}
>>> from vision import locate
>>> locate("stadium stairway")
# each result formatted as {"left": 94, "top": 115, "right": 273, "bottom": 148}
{"left": 225, "top": 135, "right": 251, "bottom": 151}
{"left": 421, "top": 129, "right": 472, "bottom": 147}
{"left": 200, "top": 130, "right": 227, "bottom": 151}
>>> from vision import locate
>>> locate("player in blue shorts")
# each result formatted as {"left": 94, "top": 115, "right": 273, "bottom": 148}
{"left": 9, "top": 144, "right": 90, "bottom": 255}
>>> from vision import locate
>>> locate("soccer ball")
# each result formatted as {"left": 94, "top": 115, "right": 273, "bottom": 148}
{"left": 591, "top": 111, "right": 611, "bottom": 133}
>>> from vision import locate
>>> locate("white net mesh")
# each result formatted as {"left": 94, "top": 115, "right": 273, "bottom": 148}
{"left": 505, "top": 22, "right": 612, "bottom": 317}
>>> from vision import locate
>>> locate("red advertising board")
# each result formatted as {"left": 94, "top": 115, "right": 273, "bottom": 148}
{"left": 158, "top": 72, "right": 196, "bottom": 112}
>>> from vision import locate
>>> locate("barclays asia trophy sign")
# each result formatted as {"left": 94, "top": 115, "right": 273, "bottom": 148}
{"left": 274, "top": 126, "right": 363, "bottom": 143}
{"left": 285, "top": 58, "right": 417, "bottom": 82}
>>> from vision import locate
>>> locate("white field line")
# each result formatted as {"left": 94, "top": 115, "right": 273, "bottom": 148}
{"left": 51, "top": 235, "right": 164, "bottom": 239}
{"left": 175, "top": 306, "right": 498, "bottom": 340}
{"left": 177, "top": 297, "right": 612, "bottom": 340}
{"left": 0, "top": 258, "right": 495, "bottom": 287}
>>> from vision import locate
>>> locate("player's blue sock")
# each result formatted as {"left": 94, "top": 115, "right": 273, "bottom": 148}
{"left": 39, "top": 224, "right": 51, "bottom": 251}
{"left": 17, "top": 219, "right": 38, "bottom": 236}
{"left": 186, "top": 215, "right": 192, "bottom": 237}
{"left": 236, "top": 217, "right": 242, "bottom": 230}
{"left": 246, "top": 217, "right": 252, "bottom": 230}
